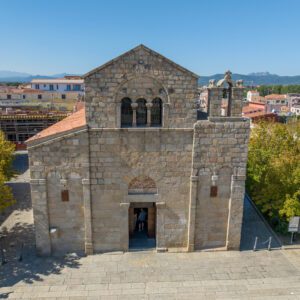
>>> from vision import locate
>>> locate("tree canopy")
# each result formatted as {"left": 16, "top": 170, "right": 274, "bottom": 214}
{"left": 257, "top": 85, "right": 300, "bottom": 96}
{"left": 0, "top": 131, "right": 15, "bottom": 212}
{"left": 246, "top": 119, "right": 300, "bottom": 231}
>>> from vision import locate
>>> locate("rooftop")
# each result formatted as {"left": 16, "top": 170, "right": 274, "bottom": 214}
{"left": 26, "top": 108, "right": 86, "bottom": 143}
{"left": 265, "top": 94, "right": 287, "bottom": 100}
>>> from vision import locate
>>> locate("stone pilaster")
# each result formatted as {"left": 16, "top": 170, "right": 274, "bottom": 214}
{"left": 82, "top": 178, "right": 93, "bottom": 255}
{"left": 146, "top": 103, "right": 153, "bottom": 127}
{"left": 163, "top": 103, "right": 169, "bottom": 127}
{"left": 131, "top": 103, "right": 138, "bottom": 127}
{"left": 30, "top": 178, "right": 51, "bottom": 256}
{"left": 120, "top": 203, "right": 130, "bottom": 251}
{"left": 226, "top": 174, "right": 246, "bottom": 250}
{"left": 156, "top": 202, "right": 166, "bottom": 250}
{"left": 208, "top": 88, "right": 223, "bottom": 117}
{"left": 231, "top": 88, "right": 244, "bottom": 117}
{"left": 187, "top": 175, "right": 198, "bottom": 251}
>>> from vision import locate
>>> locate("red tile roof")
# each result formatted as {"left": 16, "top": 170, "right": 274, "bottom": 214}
{"left": 265, "top": 94, "right": 286, "bottom": 100}
{"left": 26, "top": 108, "right": 86, "bottom": 143}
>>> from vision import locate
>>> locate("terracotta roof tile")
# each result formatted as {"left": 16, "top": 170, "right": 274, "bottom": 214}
{"left": 265, "top": 94, "right": 286, "bottom": 100}
{"left": 26, "top": 108, "right": 86, "bottom": 143}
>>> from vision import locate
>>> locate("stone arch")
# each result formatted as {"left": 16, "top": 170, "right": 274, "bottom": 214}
{"left": 115, "top": 75, "right": 169, "bottom": 104}
{"left": 128, "top": 175, "right": 157, "bottom": 195}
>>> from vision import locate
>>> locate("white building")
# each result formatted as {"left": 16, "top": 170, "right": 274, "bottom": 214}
{"left": 291, "top": 105, "right": 300, "bottom": 116}
{"left": 247, "top": 90, "right": 260, "bottom": 102}
{"left": 29, "top": 76, "right": 84, "bottom": 100}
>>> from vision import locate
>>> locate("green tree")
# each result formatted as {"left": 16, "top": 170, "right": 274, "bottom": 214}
{"left": 0, "top": 131, "right": 15, "bottom": 212}
{"left": 246, "top": 121, "right": 300, "bottom": 227}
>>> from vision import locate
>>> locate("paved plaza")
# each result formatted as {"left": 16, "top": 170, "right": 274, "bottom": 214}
{"left": 1, "top": 249, "right": 300, "bottom": 299}
{"left": 1, "top": 154, "right": 300, "bottom": 299}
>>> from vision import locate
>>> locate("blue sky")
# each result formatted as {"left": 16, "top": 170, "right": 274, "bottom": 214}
{"left": 1, "top": 0, "right": 300, "bottom": 76}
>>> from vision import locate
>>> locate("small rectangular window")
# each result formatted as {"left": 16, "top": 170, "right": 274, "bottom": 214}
{"left": 23, "top": 95, "right": 26, "bottom": 99}
{"left": 38, "top": 94, "right": 42, "bottom": 99}
{"left": 35, "top": 84, "right": 39, "bottom": 89}
{"left": 7, "top": 94, "right": 11, "bottom": 99}
{"left": 61, "top": 190, "right": 69, "bottom": 202}
{"left": 210, "top": 186, "right": 218, "bottom": 197}
{"left": 66, "top": 85, "right": 71, "bottom": 91}
{"left": 61, "top": 94, "right": 66, "bottom": 99}
{"left": 49, "top": 84, "right": 54, "bottom": 91}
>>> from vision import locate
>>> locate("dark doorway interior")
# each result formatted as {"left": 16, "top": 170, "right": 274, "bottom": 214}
{"left": 129, "top": 203, "right": 156, "bottom": 250}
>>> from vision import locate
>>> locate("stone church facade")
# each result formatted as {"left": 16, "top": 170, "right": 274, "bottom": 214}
{"left": 27, "top": 45, "right": 250, "bottom": 256}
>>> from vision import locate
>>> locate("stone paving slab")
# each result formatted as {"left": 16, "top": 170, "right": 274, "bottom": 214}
{"left": 1, "top": 250, "right": 300, "bottom": 299}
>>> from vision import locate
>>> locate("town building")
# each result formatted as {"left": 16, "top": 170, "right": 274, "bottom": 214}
{"left": 0, "top": 108, "right": 68, "bottom": 149}
{"left": 0, "top": 76, "right": 84, "bottom": 104}
{"left": 291, "top": 105, "right": 300, "bottom": 116}
{"left": 264, "top": 94, "right": 288, "bottom": 113}
{"left": 30, "top": 76, "right": 84, "bottom": 100}
{"left": 26, "top": 45, "right": 250, "bottom": 256}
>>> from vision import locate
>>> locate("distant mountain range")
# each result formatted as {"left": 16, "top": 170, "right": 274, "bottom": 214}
{"left": 199, "top": 72, "right": 300, "bottom": 86}
{"left": 2, "top": 70, "right": 300, "bottom": 86}
{"left": 0, "top": 71, "right": 79, "bottom": 83}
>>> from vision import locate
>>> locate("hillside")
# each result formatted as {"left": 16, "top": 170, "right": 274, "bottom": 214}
{"left": 199, "top": 72, "right": 300, "bottom": 86}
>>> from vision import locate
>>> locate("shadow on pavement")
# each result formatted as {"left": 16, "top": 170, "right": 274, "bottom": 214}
{"left": 0, "top": 222, "right": 81, "bottom": 287}
{"left": 240, "top": 195, "right": 282, "bottom": 251}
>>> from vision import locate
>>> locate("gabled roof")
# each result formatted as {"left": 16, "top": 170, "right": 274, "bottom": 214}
{"left": 26, "top": 108, "right": 86, "bottom": 144}
{"left": 83, "top": 44, "right": 199, "bottom": 79}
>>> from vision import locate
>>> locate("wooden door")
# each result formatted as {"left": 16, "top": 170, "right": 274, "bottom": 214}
{"left": 129, "top": 207, "right": 135, "bottom": 237}
{"left": 148, "top": 206, "right": 156, "bottom": 238}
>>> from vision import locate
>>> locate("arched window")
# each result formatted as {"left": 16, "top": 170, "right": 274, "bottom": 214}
{"left": 151, "top": 98, "right": 162, "bottom": 126}
{"left": 136, "top": 98, "right": 147, "bottom": 127}
{"left": 121, "top": 98, "right": 133, "bottom": 127}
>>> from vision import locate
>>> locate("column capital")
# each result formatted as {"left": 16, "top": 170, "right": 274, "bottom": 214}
{"left": 82, "top": 178, "right": 90, "bottom": 185}
{"left": 146, "top": 103, "right": 153, "bottom": 109}
{"left": 131, "top": 103, "right": 138, "bottom": 109}
{"left": 156, "top": 201, "right": 166, "bottom": 208}
{"left": 120, "top": 202, "right": 130, "bottom": 209}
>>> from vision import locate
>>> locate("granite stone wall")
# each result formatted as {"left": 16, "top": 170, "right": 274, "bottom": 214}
{"left": 89, "top": 128, "right": 193, "bottom": 252}
{"left": 28, "top": 131, "right": 89, "bottom": 255}
{"left": 84, "top": 46, "right": 198, "bottom": 129}
{"left": 192, "top": 118, "right": 250, "bottom": 250}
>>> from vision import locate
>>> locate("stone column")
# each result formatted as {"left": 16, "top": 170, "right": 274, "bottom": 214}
{"left": 156, "top": 202, "right": 166, "bottom": 251}
{"left": 146, "top": 103, "right": 153, "bottom": 127}
{"left": 131, "top": 103, "right": 138, "bottom": 127}
{"left": 82, "top": 178, "right": 93, "bottom": 255}
{"left": 226, "top": 175, "right": 246, "bottom": 250}
{"left": 187, "top": 175, "right": 198, "bottom": 252}
{"left": 31, "top": 178, "right": 51, "bottom": 256}
{"left": 120, "top": 202, "right": 130, "bottom": 251}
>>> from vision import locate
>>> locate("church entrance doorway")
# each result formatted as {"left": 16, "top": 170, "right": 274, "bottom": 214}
{"left": 128, "top": 202, "right": 156, "bottom": 250}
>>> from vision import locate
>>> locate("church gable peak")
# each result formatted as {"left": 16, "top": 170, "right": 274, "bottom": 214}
{"left": 83, "top": 44, "right": 199, "bottom": 79}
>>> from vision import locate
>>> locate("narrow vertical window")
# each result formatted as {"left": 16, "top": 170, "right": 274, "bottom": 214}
{"left": 61, "top": 190, "right": 69, "bottom": 202}
{"left": 151, "top": 98, "right": 162, "bottom": 126}
{"left": 121, "top": 98, "right": 133, "bottom": 127}
{"left": 136, "top": 98, "right": 147, "bottom": 126}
